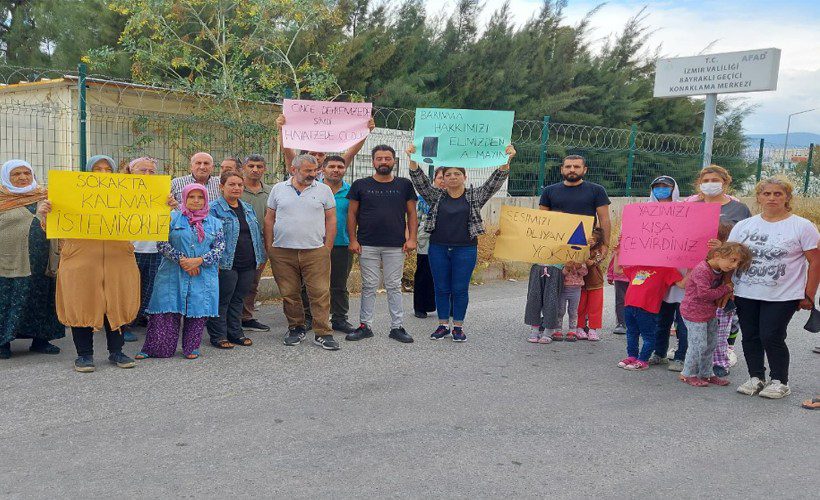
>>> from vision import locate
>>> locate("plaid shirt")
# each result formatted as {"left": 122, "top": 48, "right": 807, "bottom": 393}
{"left": 409, "top": 167, "right": 508, "bottom": 240}
{"left": 171, "top": 174, "right": 222, "bottom": 204}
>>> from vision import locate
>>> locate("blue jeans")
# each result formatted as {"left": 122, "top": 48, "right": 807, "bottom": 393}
{"left": 624, "top": 306, "right": 659, "bottom": 362}
{"left": 654, "top": 301, "right": 688, "bottom": 360}
{"left": 427, "top": 243, "right": 478, "bottom": 323}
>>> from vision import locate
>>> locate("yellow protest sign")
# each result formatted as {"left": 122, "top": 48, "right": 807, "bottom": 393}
{"left": 494, "top": 205, "right": 594, "bottom": 264}
{"left": 46, "top": 170, "right": 172, "bottom": 241}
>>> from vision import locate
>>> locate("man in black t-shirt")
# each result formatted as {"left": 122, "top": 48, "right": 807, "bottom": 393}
{"left": 346, "top": 145, "right": 418, "bottom": 343}
{"left": 538, "top": 155, "right": 611, "bottom": 251}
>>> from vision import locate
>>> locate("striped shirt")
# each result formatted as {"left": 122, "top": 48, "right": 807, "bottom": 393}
{"left": 171, "top": 174, "right": 221, "bottom": 203}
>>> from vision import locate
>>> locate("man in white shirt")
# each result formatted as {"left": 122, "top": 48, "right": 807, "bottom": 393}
{"left": 264, "top": 155, "right": 338, "bottom": 350}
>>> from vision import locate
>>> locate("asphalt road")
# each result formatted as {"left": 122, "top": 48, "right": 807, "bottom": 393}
{"left": 1, "top": 280, "right": 818, "bottom": 499}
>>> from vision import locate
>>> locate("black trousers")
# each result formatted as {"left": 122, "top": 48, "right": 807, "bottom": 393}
{"left": 72, "top": 317, "right": 124, "bottom": 357}
{"left": 207, "top": 268, "right": 256, "bottom": 343}
{"left": 413, "top": 254, "right": 437, "bottom": 314}
{"left": 735, "top": 297, "right": 799, "bottom": 384}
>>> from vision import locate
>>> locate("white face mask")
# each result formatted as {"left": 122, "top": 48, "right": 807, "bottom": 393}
{"left": 700, "top": 182, "right": 723, "bottom": 196}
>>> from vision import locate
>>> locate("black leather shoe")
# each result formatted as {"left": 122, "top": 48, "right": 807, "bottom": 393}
{"left": 345, "top": 324, "right": 374, "bottom": 341}
{"left": 414, "top": 311, "right": 428, "bottom": 318}
{"left": 331, "top": 320, "right": 355, "bottom": 334}
{"left": 389, "top": 327, "right": 414, "bottom": 343}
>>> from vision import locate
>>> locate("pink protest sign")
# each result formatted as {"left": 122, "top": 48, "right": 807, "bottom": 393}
{"left": 618, "top": 202, "right": 721, "bottom": 268}
{"left": 282, "top": 99, "right": 372, "bottom": 152}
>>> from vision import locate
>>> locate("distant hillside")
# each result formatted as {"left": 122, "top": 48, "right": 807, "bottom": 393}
{"left": 745, "top": 133, "right": 820, "bottom": 148}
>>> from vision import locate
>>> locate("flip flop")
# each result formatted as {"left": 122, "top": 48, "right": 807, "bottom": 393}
{"left": 212, "top": 340, "right": 234, "bottom": 349}
{"left": 230, "top": 337, "right": 253, "bottom": 347}
{"left": 185, "top": 350, "right": 200, "bottom": 360}
{"left": 134, "top": 352, "right": 150, "bottom": 360}
{"left": 801, "top": 397, "right": 820, "bottom": 410}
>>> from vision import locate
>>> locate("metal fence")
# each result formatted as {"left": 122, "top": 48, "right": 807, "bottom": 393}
{"left": 1, "top": 63, "right": 816, "bottom": 196}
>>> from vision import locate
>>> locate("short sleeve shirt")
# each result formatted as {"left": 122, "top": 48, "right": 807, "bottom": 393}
{"left": 539, "top": 181, "right": 610, "bottom": 218}
{"left": 623, "top": 266, "right": 683, "bottom": 314}
{"left": 348, "top": 177, "right": 417, "bottom": 247}
{"left": 728, "top": 214, "right": 819, "bottom": 301}
{"left": 267, "top": 180, "right": 335, "bottom": 249}
{"left": 332, "top": 181, "right": 351, "bottom": 247}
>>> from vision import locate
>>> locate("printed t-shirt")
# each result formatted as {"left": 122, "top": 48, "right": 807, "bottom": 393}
{"left": 347, "top": 176, "right": 417, "bottom": 248}
{"left": 623, "top": 266, "right": 683, "bottom": 314}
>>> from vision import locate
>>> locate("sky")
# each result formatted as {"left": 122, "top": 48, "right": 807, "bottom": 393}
{"left": 428, "top": 0, "right": 820, "bottom": 135}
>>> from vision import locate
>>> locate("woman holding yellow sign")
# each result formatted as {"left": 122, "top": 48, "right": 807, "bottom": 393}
{"left": 41, "top": 155, "right": 141, "bottom": 372}
{"left": 0, "top": 159, "right": 64, "bottom": 360}
{"left": 406, "top": 143, "right": 515, "bottom": 342}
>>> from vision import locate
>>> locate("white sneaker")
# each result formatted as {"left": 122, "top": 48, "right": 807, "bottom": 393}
{"left": 667, "top": 359, "right": 684, "bottom": 372}
{"left": 737, "top": 377, "right": 766, "bottom": 396}
{"left": 758, "top": 380, "right": 791, "bottom": 399}
{"left": 728, "top": 347, "right": 738, "bottom": 367}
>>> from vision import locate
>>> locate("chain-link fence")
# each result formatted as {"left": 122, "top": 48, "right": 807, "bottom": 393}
{"left": 1, "top": 64, "right": 815, "bottom": 196}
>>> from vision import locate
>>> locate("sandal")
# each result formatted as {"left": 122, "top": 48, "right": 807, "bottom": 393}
{"left": 134, "top": 352, "right": 150, "bottom": 360}
{"left": 551, "top": 332, "right": 564, "bottom": 341}
{"left": 230, "top": 337, "right": 253, "bottom": 347}
{"left": 185, "top": 350, "right": 200, "bottom": 360}
{"left": 212, "top": 340, "right": 234, "bottom": 349}
{"left": 801, "top": 397, "right": 820, "bottom": 410}
{"left": 679, "top": 375, "right": 708, "bottom": 387}
{"left": 565, "top": 332, "right": 577, "bottom": 342}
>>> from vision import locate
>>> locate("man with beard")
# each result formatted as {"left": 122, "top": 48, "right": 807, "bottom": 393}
{"left": 346, "top": 145, "right": 418, "bottom": 343}
{"left": 538, "top": 155, "right": 611, "bottom": 247}
{"left": 264, "top": 155, "right": 339, "bottom": 350}
{"left": 171, "top": 152, "right": 221, "bottom": 203}
{"left": 525, "top": 155, "right": 611, "bottom": 343}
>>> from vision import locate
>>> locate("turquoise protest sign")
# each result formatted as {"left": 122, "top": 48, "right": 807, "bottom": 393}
{"left": 411, "top": 108, "right": 515, "bottom": 168}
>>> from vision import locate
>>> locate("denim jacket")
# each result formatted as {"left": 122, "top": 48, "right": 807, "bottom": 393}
{"left": 209, "top": 197, "right": 266, "bottom": 270}
{"left": 146, "top": 211, "right": 224, "bottom": 318}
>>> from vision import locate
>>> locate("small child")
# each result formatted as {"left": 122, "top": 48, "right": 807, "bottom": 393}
{"left": 577, "top": 227, "right": 605, "bottom": 341}
{"left": 525, "top": 264, "right": 564, "bottom": 344}
{"left": 552, "top": 260, "right": 588, "bottom": 341}
{"left": 615, "top": 254, "right": 684, "bottom": 371}
{"left": 606, "top": 244, "right": 629, "bottom": 334}
{"left": 679, "top": 243, "right": 752, "bottom": 387}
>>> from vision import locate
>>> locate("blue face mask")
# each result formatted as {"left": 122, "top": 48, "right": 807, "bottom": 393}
{"left": 652, "top": 186, "right": 673, "bottom": 200}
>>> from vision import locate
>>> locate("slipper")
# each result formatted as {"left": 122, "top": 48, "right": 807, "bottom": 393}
{"left": 801, "top": 397, "right": 820, "bottom": 410}
{"left": 679, "top": 375, "right": 708, "bottom": 387}
{"left": 185, "top": 350, "right": 200, "bottom": 360}
{"left": 212, "top": 340, "right": 234, "bottom": 349}
{"left": 134, "top": 352, "right": 150, "bottom": 360}
{"left": 230, "top": 337, "right": 253, "bottom": 347}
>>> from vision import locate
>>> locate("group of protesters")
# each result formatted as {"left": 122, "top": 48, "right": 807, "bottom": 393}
{"left": 0, "top": 120, "right": 818, "bottom": 404}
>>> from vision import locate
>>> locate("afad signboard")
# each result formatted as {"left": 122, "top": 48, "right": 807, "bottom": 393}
{"left": 653, "top": 48, "right": 781, "bottom": 98}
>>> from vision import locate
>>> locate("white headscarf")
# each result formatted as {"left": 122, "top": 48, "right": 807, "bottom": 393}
{"left": 1, "top": 160, "right": 38, "bottom": 194}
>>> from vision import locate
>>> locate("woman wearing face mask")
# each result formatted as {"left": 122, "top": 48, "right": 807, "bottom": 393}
{"left": 687, "top": 165, "right": 752, "bottom": 377}
{"left": 0, "top": 160, "right": 63, "bottom": 359}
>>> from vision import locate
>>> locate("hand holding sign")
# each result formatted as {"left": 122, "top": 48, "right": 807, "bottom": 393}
{"left": 412, "top": 108, "right": 514, "bottom": 168}
{"left": 45, "top": 170, "right": 172, "bottom": 241}
{"left": 282, "top": 99, "right": 373, "bottom": 152}
{"left": 494, "top": 205, "right": 594, "bottom": 265}
{"left": 618, "top": 202, "right": 720, "bottom": 268}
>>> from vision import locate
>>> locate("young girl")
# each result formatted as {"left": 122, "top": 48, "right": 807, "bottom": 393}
{"left": 577, "top": 228, "right": 605, "bottom": 341}
{"left": 553, "top": 260, "right": 588, "bottom": 342}
{"left": 137, "top": 185, "right": 225, "bottom": 360}
{"left": 615, "top": 254, "right": 684, "bottom": 371}
{"left": 525, "top": 264, "right": 563, "bottom": 344}
{"left": 679, "top": 242, "right": 752, "bottom": 387}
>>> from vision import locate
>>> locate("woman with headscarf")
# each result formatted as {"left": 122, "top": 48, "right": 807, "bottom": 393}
{"left": 125, "top": 157, "right": 165, "bottom": 337}
{"left": 0, "top": 160, "right": 64, "bottom": 359}
{"left": 136, "top": 184, "right": 224, "bottom": 360}
{"left": 40, "top": 155, "right": 141, "bottom": 372}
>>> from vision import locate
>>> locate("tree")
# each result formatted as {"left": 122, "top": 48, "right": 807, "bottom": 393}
{"left": 93, "top": 0, "right": 346, "bottom": 108}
